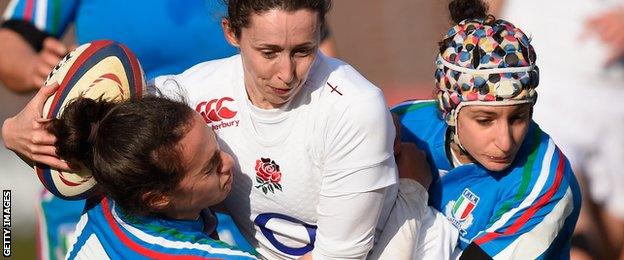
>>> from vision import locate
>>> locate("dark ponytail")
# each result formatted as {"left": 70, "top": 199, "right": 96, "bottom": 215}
{"left": 448, "top": 0, "right": 488, "bottom": 24}
{"left": 49, "top": 97, "right": 116, "bottom": 171}
{"left": 48, "top": 96, "right": 195, "bottom": 216}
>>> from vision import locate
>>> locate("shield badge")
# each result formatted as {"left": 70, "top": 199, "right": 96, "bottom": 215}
{"left": 451, "top": 188, "right": 480, "bottom": 221}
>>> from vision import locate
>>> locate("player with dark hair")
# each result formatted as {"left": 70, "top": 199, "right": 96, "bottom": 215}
{"left": 393, "top": 0, "right": 581, "bottom": 258}
{"left": 48, "top": 96, "right": 255, "bottom": 259}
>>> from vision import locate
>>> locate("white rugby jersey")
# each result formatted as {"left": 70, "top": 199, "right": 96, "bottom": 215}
{"left": 155, "top": 53, "right": 398, "bottom": 259}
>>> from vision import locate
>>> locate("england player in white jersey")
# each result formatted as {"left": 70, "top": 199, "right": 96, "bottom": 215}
{"left": 2, "top": 0, "right": 458, "bottom": 258}
{"left": 155, "top": 50, "right": 396, "bottom": 259}
{"left": 155, "top": 50, "right": 457, "bottom": 258}
{"left": 151, "top": 1, "right": 457, "bottom": 259}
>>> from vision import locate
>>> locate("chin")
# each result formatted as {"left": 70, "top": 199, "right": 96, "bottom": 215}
{"left": 482, "top": 162, "right": 513, "bottom": 172}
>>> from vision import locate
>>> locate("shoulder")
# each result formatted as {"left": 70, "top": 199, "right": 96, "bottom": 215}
{"left": 304, "top": 54, "right": 391, "bottom": 130}
{"left": 391, "top": 99, "right": 445, "bottom": 141}
{"left": 485, "top": 122, "right": 581, "bottom": 234}
{"left": 497, "top": 122, "right": 580, "bottom": 206}
{"left": 525, "top": 122, "right": 579, "bottom": 193}
{"left": 309, "top": 54, "right": 384, "bottom": 106}
{"left": 152, "top": 55, "right": 240, "bottom": 99}
{"left": 176, "top": 54, "right": 240, "bottom": 84}
{"left": 154, "top": 55, "right": 239, "bottom": 86}
{"left": 105, "top": 198, "right": 257, "bottom": 259}
{"left": 391, "top": 99, "right": 438, "bottom": 117}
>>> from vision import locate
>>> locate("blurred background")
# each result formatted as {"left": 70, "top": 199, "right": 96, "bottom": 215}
{"left": 1, "top": 0, "right": 623, "bottom": 259}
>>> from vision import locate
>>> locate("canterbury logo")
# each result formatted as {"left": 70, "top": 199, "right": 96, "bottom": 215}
{"left": 196, "top": 97, "right": 238, "bottom": 123}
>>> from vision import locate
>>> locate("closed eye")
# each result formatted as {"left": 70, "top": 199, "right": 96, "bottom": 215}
{"left": 203, "top": 151, "right": 223, "bottom": 175}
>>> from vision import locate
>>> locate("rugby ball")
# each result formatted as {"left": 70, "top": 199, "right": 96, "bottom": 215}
{"left": 36, "top": 40, "right": 146, "bottom": 200}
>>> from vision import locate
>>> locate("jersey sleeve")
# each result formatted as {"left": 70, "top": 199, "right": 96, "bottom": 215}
{"left": 2, "top": 0, "right": 78, "bottom": 38}
{"left": 310, "top": 89, "right": 398, "bottom": 258}
{"left": 470, "top": 142, "right": 581, "bottom": 259}
{"left": 313, "top": 189, "right": 387, "bottom": 259}
{"left": 320, "top": 89, "right": 398, "bottom": 194}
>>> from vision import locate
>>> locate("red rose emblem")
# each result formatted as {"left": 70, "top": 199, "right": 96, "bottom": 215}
{"left": 254, "top": 158, "right": 283, "bottom": 194}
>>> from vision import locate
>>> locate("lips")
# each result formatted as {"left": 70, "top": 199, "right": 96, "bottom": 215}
{"left": 487, "top": 155, "right": 512, "bottom": 163}
{"left": 270, "top": 86, "right": 291, "bottom": 95}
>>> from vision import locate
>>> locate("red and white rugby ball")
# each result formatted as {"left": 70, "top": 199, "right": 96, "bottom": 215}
{"left": 36, "top": 40, "right": 146, "bottom": 200}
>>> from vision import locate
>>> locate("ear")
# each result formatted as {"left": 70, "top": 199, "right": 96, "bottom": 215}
{"left": 142, "top": 191, "right": 171, "bottom": 212}
{"left": 222, "top": 18, "right": 240, "bottom": 47}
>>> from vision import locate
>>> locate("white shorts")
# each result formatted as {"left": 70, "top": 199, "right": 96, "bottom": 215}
{"left": 369, "top": 179, "right": 458, "bottom": 260}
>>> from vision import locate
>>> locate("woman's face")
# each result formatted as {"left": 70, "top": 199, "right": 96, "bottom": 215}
{"left": 456, "top": 104, "right": 531, "bottom": 172}
{"left": 224, "top": 9, "right": 320, "bottom": 109}
{"left": 167, "top": 113, "right": 234, "bottom": 219}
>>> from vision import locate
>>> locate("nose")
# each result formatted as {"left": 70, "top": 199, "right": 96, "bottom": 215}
{"left": 220, "top": 151, "right": 235, "bottom": 175}
{"left": 276, "top": 55, "right": 295, "bottom": 85}
{"left": 494, "top": 121, "right": 513, "bottom": 153}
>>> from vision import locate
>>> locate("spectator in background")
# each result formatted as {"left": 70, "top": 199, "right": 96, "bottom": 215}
{"left": 491, "top": 0, "right": 624, "bottom": 258}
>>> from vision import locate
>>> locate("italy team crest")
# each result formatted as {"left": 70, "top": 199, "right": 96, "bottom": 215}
{"left": 452, "top": 189, "right": 479, "bottom": 220}
{"left": 445, "top": 188, "right": 479, "bottom": 235}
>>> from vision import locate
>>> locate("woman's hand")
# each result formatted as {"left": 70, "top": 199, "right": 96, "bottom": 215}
{"left": 2, "top": 83, "right": 72, "bottom": 170}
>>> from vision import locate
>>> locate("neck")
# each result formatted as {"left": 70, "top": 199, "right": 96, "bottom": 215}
{"left": 449, "top": 140, "right": 474, "bottom": 166}
{"left": 243, "top": 74, "right": 279, "bottom": 109}
{"left": 161, "top": 208, "right": 201, "bottom": 221}
{"left": 247, "top": 88, "right": 276, "bottom": 109}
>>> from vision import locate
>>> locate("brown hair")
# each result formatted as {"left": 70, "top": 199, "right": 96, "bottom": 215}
{"left": 448, "top": 0, "right": 488, "bottom": 24}
{"left": 48, "top": 96, "right": 194, "bottom": 216}
{"left": 225, "top": 0, "right": 332, "bottom": 38}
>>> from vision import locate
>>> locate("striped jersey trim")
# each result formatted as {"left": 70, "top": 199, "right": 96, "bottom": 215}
{"left": 3, "top": 0, "right": 62, "bottom": 35}
{"left": 390, "top": 99, "right": 436, "bottom": 115}
{"left": 65, "top": 212, "right": 90, "bottom": 259}
{"left": 107, "top": 199, "right": 256, "bottom": 259}
{"left": 481, "top": 139, "right": 556, "bottom": 233}
{"left": 491, "top": 127, "right": 542, "bottom": 222}
{"left": 51, "top": 0, "right": 61, "bottom": 35}
{"left": 34, "top": 0, "right": 47, "bottom": 31}
{"left": 475, "top": 146, "right": 566, "bottom": 244}
{"left": 101, "top": 199, "right": 218, "bottom": 259}
{"left": 22, "top": 0, "right": 34, "bottom": 21}
{"left": 492, "top": 188, "right": 574, "bottom": 259}
{"left": 121, "top": 213, "right": 234, "bottom": 250}
{"left": 2, "top": 0, "right": 20, "bottom": 20}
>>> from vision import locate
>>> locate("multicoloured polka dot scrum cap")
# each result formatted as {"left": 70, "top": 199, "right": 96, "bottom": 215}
{"left": 435, "top": 17, "right": 540, "bottom": 126}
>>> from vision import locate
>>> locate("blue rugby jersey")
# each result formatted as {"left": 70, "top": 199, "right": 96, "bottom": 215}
{"left": 65, "top": 197, "right": 256, "bottom": 259}
{"left": 392, "top": 100, "right": 581, "bottom": 259}
{"left": 3, "top": 0, "right": 237, "bottom": 80}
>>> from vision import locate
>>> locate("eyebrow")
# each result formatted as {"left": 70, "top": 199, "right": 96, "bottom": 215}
{"left": 470, "top": 110, "right": 498, "bottom": 116}
{"left": 255, "top": 42, "right": 316, "bottom": 50}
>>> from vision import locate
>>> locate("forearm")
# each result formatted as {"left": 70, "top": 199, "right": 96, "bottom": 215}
{"left": 0, "top": 29, "right": 40, "bottom": 93}
{"left": 313, "top": 188, "right": 387, "bottom": 259}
